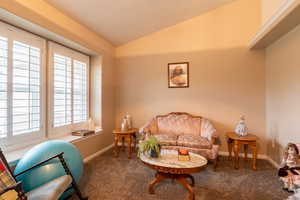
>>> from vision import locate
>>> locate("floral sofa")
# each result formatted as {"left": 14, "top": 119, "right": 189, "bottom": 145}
{"left": 139, "top": 112, "right": 219, "bottom": 169}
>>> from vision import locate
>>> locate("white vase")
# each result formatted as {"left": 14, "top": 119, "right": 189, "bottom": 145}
{"left": 235, "top": 116, "right": 248, "bottom": 136}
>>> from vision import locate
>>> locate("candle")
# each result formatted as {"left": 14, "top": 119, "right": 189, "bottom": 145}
{"left": 179, "top": 149, "right": 188, "bottom": 155}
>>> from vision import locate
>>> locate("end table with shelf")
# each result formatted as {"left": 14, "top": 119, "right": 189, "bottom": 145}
{"left": 226, "top": 132, "right": 258, "bottom": 170}
{"left": 113, "top": 128, "right": 137, "bottom": 159}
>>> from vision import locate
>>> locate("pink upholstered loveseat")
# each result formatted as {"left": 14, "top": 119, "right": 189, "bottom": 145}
{"left": 139, "top": 112, "right": 219, "bottom": 169}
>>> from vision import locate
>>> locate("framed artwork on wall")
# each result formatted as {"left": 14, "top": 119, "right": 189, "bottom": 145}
{"left": 168, "top": 62, "right": 189, "bottom": 88}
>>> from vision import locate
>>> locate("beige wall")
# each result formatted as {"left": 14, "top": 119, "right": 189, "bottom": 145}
{"left": 0, "top": 0, "right": 116, "bottom": 159}
{"left": 116, "top": 0, "right": 266, "bottom": 153}
{"left": 265, "top": 24, "right": 300, "bottom": 164}
{"left": 261, "top": 0, "right": 287, "bottom": 24}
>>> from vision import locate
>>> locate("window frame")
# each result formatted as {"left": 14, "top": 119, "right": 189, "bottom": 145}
{"left": 48, "top": 42, "right": 90, "bottom": 138}
{"left": 0, "top": 22, "right": 47, "bottom": 151}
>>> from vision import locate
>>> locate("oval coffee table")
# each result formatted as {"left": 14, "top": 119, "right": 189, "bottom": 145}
{"left": 140, "top": 149, "right": 207, "bottom": 200}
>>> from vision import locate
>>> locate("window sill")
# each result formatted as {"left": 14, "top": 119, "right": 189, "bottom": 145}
{"left": 6, "top": 127, "right": 102, "bottom": 165}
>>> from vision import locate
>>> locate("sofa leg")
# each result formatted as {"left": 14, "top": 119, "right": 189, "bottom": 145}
{"left": 213, "top": 156, "right": 219, "bottom": 171}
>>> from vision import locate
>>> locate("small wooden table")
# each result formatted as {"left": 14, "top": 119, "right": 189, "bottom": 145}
{"left": 226, "top": 132, "right": 258, "bottom": 170}
{"left": 113, "top": 128, "right": 137, "bottom": 159}
{"left": 140, "top": 150, "right": 207, "bottom": 200}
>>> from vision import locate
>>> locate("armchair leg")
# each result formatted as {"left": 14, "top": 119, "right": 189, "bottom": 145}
{"left": 58, "top": 155, "right": 88, "bottom": 200}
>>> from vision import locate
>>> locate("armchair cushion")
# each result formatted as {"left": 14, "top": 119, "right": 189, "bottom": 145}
{"left": 27, "top": 175, "right": 72, "bottom": 200}
{"left": 177, "top": 135, "right": 212, "bottom": 149}
{"left": 154, "top": 134, "right": 178, "bottom": 146}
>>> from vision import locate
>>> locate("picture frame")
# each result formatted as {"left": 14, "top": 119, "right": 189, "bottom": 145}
{"left": 168, "top": 62, "right": 189, "bottom": 88}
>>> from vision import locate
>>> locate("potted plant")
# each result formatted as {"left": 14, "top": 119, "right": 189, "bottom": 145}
{"left": 138, "top": 136, "right": 161, "bottom": 158}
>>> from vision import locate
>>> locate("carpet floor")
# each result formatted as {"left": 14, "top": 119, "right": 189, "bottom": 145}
{"left": 75, "top": 149, "right": 289, "bottom": 200}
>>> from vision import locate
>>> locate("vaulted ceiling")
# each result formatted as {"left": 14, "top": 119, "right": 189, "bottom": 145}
{"left": 45, "top": 0, "right": 235, "bottom": 46}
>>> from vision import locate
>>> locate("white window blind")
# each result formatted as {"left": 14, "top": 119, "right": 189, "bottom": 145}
{"left": 50, "top": 43, "right": 89, "bottom": 131}
{"left": 0, "top": 36, "right": 8, "bottom": 138}
{"left": 0, "top": 22, "right": 46, "bottom": 150}
{"left": 12, "top": 41, "right": 41, "bottom": 135}
{"left": 73, "top": 60, "right": 87, "bottom": 123}
{"left": 53, "top": 54, "right": 72, "bottom": 127}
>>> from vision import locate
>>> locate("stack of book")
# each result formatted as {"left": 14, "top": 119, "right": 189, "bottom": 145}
{"left": 72, "top": 130, "right": 95, "bottom": 137}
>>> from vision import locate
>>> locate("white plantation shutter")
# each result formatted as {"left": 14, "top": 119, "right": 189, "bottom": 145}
{"left": 0, "top": 36, "right": 8, "bottom": 138}
{"left": 0, "top": 22, "right": 46, "bottom": 150}
{"left": 49, "top": 42, "right": 89, "bottom": 135}
{"left": 53, "top": 54, "right": 72, "bottom": 127}
{"left": 12, "top": 41, "right": 41, "bottom": 135}
{"left": 73, "top": 60, "right": 87, "bottom": 123}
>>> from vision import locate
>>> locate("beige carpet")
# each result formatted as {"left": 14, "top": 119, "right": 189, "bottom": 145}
{"left": 74, "top": 149, "right": 289, "bottom": 200}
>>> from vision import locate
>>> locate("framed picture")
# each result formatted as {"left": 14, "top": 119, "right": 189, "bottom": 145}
{"left": 168, "top": 62, "right": 189, "bottom": 88}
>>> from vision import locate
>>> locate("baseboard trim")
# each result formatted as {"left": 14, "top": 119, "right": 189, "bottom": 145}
{"left": 265, "top": 156, "right": 280, "bottom": 169}
{"left": 219, "top": 151, "right": 267, "bottom": 159}
{"left": 219, "top": 151, "right": 280, "bottom": 169}
{"left": 83, "top": 144, "right": 113, "bottom": 163}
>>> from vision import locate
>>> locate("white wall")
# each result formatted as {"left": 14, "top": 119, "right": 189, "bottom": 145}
{"left": 265, "top": 24, "right": 300, "bottom": 163}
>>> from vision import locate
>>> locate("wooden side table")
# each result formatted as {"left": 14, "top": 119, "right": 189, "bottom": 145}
{"left": 113, "top": 128, "right": 137, "bottom": 159}
{"left": 226, "top": 132, "right": 258, "bottom": 170}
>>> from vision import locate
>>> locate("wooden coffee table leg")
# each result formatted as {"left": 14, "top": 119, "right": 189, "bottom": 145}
{"left": 186, "top": 174, "right": 195, "bottom": 187}
{"left": 176, "top": 176, "right": 195, "bottom": 200}
{"left": 149, "top": 172, "right": 167, "bottom": 194}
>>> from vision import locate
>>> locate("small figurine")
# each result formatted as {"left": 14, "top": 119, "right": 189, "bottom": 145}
{"left": 235, "top": 115, "right": 248, "bottom": 136}
{"left": 278, "top": 143, "right": 300, "bottom": 193}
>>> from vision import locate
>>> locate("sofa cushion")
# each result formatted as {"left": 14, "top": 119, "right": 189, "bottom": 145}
{"left": 157, "top": 114, "right": 201, "bottom": 136}
{"left": 154, "top": 134, "right": 178, "bottom": 146}
{"left": 177, "top": 135, "right": 212, "bottom": 149}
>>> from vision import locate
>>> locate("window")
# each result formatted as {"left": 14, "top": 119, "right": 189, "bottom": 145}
{"left": 49, "top": 42, "right": 89, "bottom": 135}
{"left": 0, "top": 22, "right": 46, "bottom": 150}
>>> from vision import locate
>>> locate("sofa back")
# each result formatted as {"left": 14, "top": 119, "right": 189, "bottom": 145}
{"left": 156, "top": 112, "right": 202, "bottom": 136}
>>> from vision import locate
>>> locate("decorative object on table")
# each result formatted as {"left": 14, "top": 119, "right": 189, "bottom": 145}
{"left": 14, "top": 140, "right": 87, "bottom": 199}
{"left": 235, "top": 115, "right": 248, "bottom": 136}
{"left": 139, "top": 112, "right": 219, "bottom": 170}
{"left": 226, "top": 132, "right": 258, "bottom": 170}
{"left": 88, "top": 118, "right": 95, "bottom": 131}
{"left": 72, "top": 129, "right": 95, "bottom": 136}
{"left": 120, "top": 114, "right": 132, "bottom": 131}
{"left": 168, "top": 62, "right": 189, "bottom": 88}
{"left": 113, "top": 128, "right": 137, "bottom": 159}
{"left": 278, "top": 143, "right": 300, "bottom": 193}
{"left": 138, "top": 136, "right": 161, "bottom": 158}
{"left": 178, "top": 149, "right": 190, "bottom": 161}
{"left": 140, "top": 149, "right": 207, "bottom": 200}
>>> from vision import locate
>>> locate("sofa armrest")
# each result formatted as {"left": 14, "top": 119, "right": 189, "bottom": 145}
{"left": 201, "top": 119, "right": 218, "bottom": 142}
